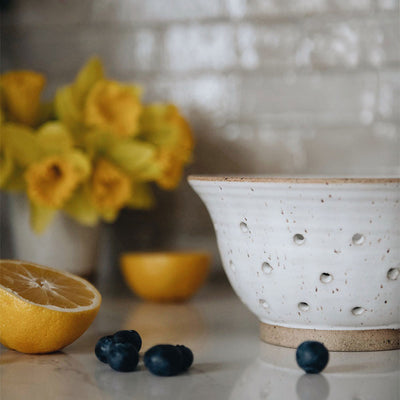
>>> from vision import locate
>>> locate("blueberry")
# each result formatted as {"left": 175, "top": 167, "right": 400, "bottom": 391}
{"left": 176, "top": 345, "right": 193, "bottom": 371}
{"left": 144, "top": 344, "right": 184, "bottom": 376}
{"left": 296, "top": 341, "right": 329, "bottom": 374}
{"left": 95, "top": 335, "right": 114, "bottom": 363}
{"left": 113, "top": 330, "right": 142, "bottom": 351}
{"left": 107, "top": 342, "right": 139, "bottom": 372}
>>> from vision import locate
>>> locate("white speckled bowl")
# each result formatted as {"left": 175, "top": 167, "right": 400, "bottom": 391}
{"left": 188, "top": 176, "right": 400, "bottom": 351}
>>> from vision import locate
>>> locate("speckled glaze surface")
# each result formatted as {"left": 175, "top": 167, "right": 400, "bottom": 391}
{"left": 189, "top": 176, "right": 400, "bottom": 350}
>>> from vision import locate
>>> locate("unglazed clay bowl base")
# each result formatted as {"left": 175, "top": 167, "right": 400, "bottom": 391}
{"left": 259, "top": 323, "right": 399, "bottom": 351}
{"left": 189, "top": 176, "right": 400, "bottom": 351}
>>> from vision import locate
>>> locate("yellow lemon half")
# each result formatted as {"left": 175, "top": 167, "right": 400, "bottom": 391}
{"left": 0, "top": 260, "right": 102, "bottom": 354}
{"left": 120, "top": 252, "right": 211, "bottom": 302}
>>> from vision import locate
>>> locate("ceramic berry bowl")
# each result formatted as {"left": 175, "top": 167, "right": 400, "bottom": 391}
{"left": 188, "top": 176, "right": 400, "bottom": 351}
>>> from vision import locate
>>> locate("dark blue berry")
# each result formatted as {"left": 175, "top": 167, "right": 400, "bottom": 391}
{"left": 176, "top": 345, "right": 193, "bottom": 371}
{"left": 296, "top": 341, "right": 329, "bottom": 374}
{"left": 107, "top": 342, "right": 139, "bottom": 372}
{"left": 112, "top": 330, "right": 142, "bottom": 351}
{"left": 95, "top": 335, "right": 114, "bottom": 363}
{"left": 144, "top": 344, "right": 184, "bottom": 376}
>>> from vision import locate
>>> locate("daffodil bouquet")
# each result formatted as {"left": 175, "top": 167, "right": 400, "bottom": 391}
{"left": 0, "top": 58, "right": 193, "bottom": 233}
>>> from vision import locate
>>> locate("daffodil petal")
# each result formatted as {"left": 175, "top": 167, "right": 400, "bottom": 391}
{"left": 1, "top": 123, "right": 42, "bottom": 167}
{"left": 84, "top": 80, "right": 142, "bottom": 138}
{"left": 140, "top": 104, "right": 194, "bottom": 163}
{"left": 84, "top": 130, "right": 117, "bottom": 158}
{"left": 24, "top": 155, "right": 80, "bottom": 208}
{"left": 133, "top": 163, "right": 162, "bottom": 181}
{"left": 140, "top": 104, "right": 180, "bottom": 147}
{"left": 126, "top": 182, "right": 155, "bottom": 209}
{"left": 55, "top": 86, "right": 84, "bottom": 135}
{"left": 90, "top": 159, "right": 131, "bottom": 211}
{"left": 64, "top": 150, "right": 91, "bottom": 182}
{"left": 71, "top": 57, "right": 104, "bottom": 107}
{"left": 127, "top": 84, "right": 143, "bottom": 99}
{"left": 108, "top": 140, "right": 157, "bottom": 176}
{"left": 36, "top": 122, "right": 73, "bottom": 155}
{"left": 100, "top": 209, "right": 118, "bottom": 223}
{"left": 156, "top": 150, "right": 185, "bottom": 190}
{"left": 0, "top": 70, "right": 45, "bottom": 126}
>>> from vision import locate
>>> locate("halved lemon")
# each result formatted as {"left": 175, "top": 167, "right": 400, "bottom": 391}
{"left": 0, "top": 259, "right": 101, "bottom": 354}
{"left": 120, "top": 252, "right": 211, "bottom": 302}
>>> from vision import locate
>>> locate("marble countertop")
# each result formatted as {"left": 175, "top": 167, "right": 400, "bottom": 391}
{"left": 1, "top": 280, "right": 399, "bottom": 400}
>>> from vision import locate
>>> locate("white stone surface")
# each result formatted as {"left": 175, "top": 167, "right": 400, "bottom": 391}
{"left": 0, "top": 281, "right": 398, "bottom": 400}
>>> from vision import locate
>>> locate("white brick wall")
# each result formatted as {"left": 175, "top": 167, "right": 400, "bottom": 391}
{"left": 1, "top": 0, "right": 399, "bottom": 267}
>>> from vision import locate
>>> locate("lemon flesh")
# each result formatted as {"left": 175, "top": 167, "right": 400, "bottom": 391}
{"left": 0, "top": 260, "right": 101, "bottom": 354}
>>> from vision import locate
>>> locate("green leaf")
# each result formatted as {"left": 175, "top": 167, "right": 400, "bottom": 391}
{"left": 30, "top": 201, "right": 56, "bottom": 234}
{"left": 63, "top": 186, "right": 99, "bottom": 226}
{"left": 36, "top": 122, "right": 73, "bottom": 155}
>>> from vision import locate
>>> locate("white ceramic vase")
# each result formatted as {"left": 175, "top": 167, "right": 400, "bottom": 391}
{"left": 8, "top": 195, "right": 100, "bottom": 277}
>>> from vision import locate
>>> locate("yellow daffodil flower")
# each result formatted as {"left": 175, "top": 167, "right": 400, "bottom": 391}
{"left": 25, "top": 155, "right": 81, "bottom": 208}
{"left": 90, "top": 159, "right": 131, "bottom": 213}
{"left": 164, "top": 104, "right": 194, "bottom": 163}
{"left": 1, "top": 57, "right": 194, "bottom": 232}
{"left": 0, "top": 71, "right": 45, "bottom": 126}
{"left": 140, "top": 104, "right": 194, "bottom": 189}
{"left": 141, "top": 104, "right": 194, "bottom": 162}
{"left": 156, "top": 149, "right": 186, "bottom": 190}
{"left": 55, "top": 57, "right": 104, "bottom": 136}
{"left": 127, "top": 182, "right": 155, "bottom": 209}
{"left": 84, "top": 80, "right": 142, "bottom": 138}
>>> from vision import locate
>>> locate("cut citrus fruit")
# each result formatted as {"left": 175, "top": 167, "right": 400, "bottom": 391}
{"left": 120, "top": 251, "right": 210, "bottom": 302}
{"left": 0, "top": 259, "right": 101, "bottom": 354}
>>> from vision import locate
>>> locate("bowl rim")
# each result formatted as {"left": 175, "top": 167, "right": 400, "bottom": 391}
{"left": 188, "top": 175, "right": 400, "bottom": 184}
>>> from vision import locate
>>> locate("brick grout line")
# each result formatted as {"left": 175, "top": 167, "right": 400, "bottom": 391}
{"left": 1, "top": 9, "right": 398, "bottom": 30}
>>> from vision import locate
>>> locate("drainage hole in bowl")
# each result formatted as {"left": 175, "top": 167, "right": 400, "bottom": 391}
{"left": 351, "top": 307, "right": 366, "bottom": 316}
{"left": 352, "top": 233, "right": 365, "bottom": 245}
{"left": 298, "top": 302, "right": 310, "bottom": 312}
{"left": 387, "top": 267, "right": 399, "bottom": 280}
{"left": 240, "top": 222, "right": 249, "bottom": 233}
{"left": 293, "top": 234, "right": 305, "bottom": 245}
{"left": 320, "top": 273, "right": 333, "bottom": 283}
{"left": 259, "top": 299, "right": 269, "bottom": 310}
{"left": 261, "top": 262, "right": 273, "bottom": 274}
